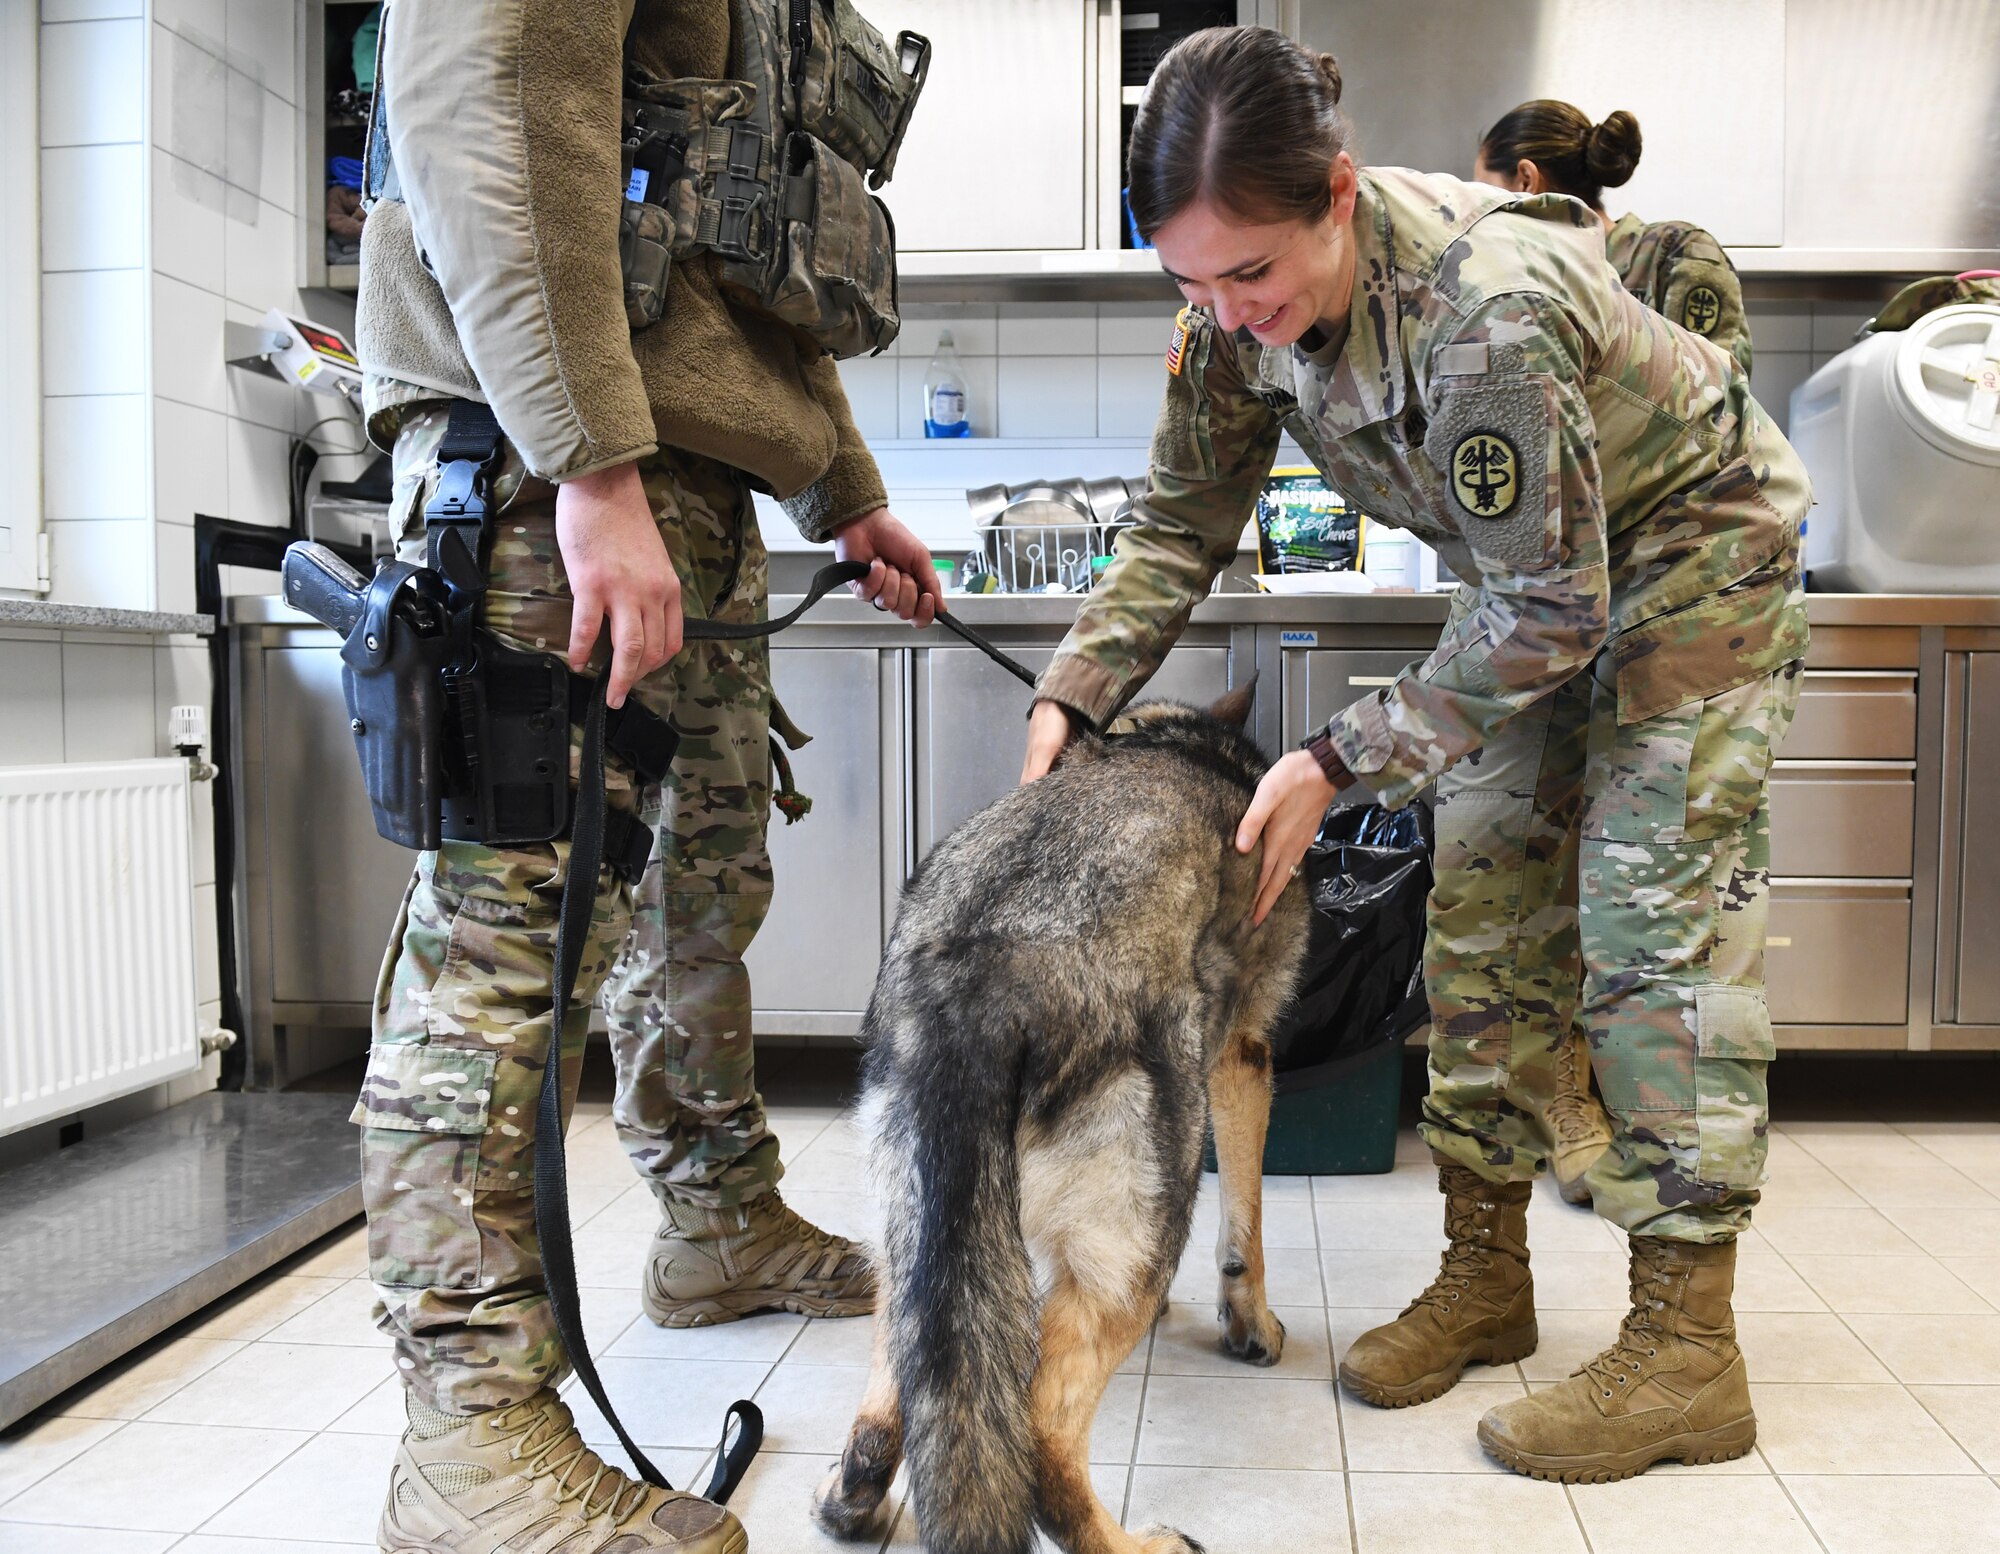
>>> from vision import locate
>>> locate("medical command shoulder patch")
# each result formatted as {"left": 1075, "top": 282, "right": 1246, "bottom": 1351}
{"left": 1683, "top": 284, "right": 1722, "bottom": 336}
{"left": 1450, "top": 430, "right": 1521, "bottom": 519}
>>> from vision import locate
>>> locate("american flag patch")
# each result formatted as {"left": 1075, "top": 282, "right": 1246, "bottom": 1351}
{"left": 1165, "top": 307, "right": 1192, "bottom": 375}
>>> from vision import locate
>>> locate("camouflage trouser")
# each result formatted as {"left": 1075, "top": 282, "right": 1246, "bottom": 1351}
{"left": 1418, "top": 643, "right": 1802, "bottom": 1243}
{"left": 354, "top": 407, "right": 783, "bottom": 1413}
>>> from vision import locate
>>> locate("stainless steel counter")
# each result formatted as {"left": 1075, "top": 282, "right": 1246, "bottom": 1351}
{"left": 224, "top": 590, "right": 2000, "bottom": 1077}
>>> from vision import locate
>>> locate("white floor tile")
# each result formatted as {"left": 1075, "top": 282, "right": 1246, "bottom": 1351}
{"left": 1943, "top": 1256, "right": 2000, "bottom": 1307}
{"left": 1843, "top": 1315, "right": 2000, "bottom": 1386}
{"left": 1750, "top": 1204, "right": 1923, "bottom": 1256}
{"left": 55, "top": 1339, "right": 245, "bottom": 1421}
{"left": 612, "top": 1309, "right": 810, "bottom": 1363}
{"left": 1190, "top": 1195, "right": 1320, "bottom": 1250}
{"left": 1321, "top": 1249, "right": 1440, "bottom": 1309}
{"left": 0, "top": 1422, "right": 307, "bottom": 1532}
{"left": 1785, "top": 1473, "right": 2000, "bottom": 1554}
{"left": 561, "top": 1358, "right": 777, "bottom": 1452}
{"left": 324, "top": 1376, "right": 407, "bottom": 1437}
{"left": 1733, "top": 1253, "right": 1830, "bottom": 1313}
{"left": 748, "top": 1364, "right": 873, "bottom": 1457}
{"left": 278, "top": 1224, "right": 368, "bottom": 1280}
{"left": 1515, "top": 1309, "right": 1628, "bottom": 1383}
{"left": 1787, "top": 1253, "right": 1992, "bottom": 1315}
{"left": 195, "top": 1430, "right": 395, "bottom": 1545}
{"left": 169, "top": 1539, "right": 376, "bottom": 1554}
{"left": 1341, "top": 1379, "right": 1525, "bottom": 1473}
{"left": 1734, "top": 1312, "right": 1895, "bottom": 1384}
{"left": 1891, "top": 1208, "right": 2000, "bottom": 1259}
{"left": 1350, "top": 1471, "right": 1586, "bottom": 1553}
{"left": 260, "top": 1279, "right": 392, "bottom": 1348}
{"left": 1315, "top": 1202, "right": 1448, "bottom": 1252}
{"left": 0, "top": 1415, "right": 126, "bottom": 1503}
{"left": 0, "top": 1528, "right": 176, "bottom": 1553}
{"left": 1910, "top": 1385, "right": 2000, "bottom": 1473}
{"left": 1526, "top": 1251, "right": 1632, "bottom": 1310}
{"left": 1569, "top": 1473, "right": 1821, "bottom": 1554}
{"left": 1175, "top": 1244, "right": 1323, "bottom": 1307}
{"left": 143, "top": 1344, "right": 383, "bottom": 1432}
{"left": 180, "top": 1275, "right": 347, "bottom": 1343}
{"left": 1125, "top": 1465, "right": 1351, "bottom": 1552}
{"left": 1755, "top": 1383, "right": 1981, "bottom": 1474}
{"left": 729, "top": 1448, "right": 900, "bottom": 1554}
{"left": 1136, "top": 1376, "right": 1340, "bottom": 1470}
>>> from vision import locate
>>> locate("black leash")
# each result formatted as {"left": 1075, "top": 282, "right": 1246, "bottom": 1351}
{"left": 534, "top": 557, "right": 1031, "bottom": 1506}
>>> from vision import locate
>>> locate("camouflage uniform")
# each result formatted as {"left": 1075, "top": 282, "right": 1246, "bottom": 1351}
{"left": 1604, "top": 211, "right": 1753, "bottom": 379}
{"left": 354, "top": 400, "right": 788, "bottom": 1413}
{"left": 1040, "top": 168, "right": 1809, "bottom": 1242}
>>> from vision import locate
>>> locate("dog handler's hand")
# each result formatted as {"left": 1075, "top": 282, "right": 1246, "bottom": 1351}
{"left": 1236, "top": 751, "right": 1339, "bottom": 926}
{"left": 555, "top": 461, "right": 682, "bottom": 710}
{"left": 834, "top": 507, "right": 943, "bottom": 628}
{"left": 1021, "top": 699, "right": 1075, "bottom": 783}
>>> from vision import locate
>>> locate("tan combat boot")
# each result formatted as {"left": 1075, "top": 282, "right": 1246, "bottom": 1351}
{"left": 1545, "top": 1032, "right": 1613, "bottom": 1206}
{"left": 378, "top": 1388, "right": 745, "bottom": 1553}
{"left": 1477, "top": 1236, "right": 1756, "bottom": 1482}
{"left": 641, "top": 1190, "right": 875, "bottom": 1328}
{"left": 1338, "top": 1161, "right": 1537, "bottom": 1407}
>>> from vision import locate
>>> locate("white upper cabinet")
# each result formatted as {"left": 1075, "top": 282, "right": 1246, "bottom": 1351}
{"left": 867, "top": 0, "right": 1094, "bottom": 252}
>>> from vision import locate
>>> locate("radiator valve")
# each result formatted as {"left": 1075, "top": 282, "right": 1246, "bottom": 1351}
{"left": 169, "top": 704, "right": 218, "bottom": 782}
{"left": 199, "top": 1025, "right": 239, "bottom": 1057}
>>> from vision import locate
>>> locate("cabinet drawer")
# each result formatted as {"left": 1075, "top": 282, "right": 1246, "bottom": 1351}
{"left": 1285, "top": 649, "right": 1425, "bottom": 738}
{"left": 1768, "top": 764, "right": 1914, "bottom": 878}
{"left": 1767, "top": 884, "right": 1910, "bottom": 1025}
{"left": 1782, "top": 672, "right": 1917, "bottom": 760}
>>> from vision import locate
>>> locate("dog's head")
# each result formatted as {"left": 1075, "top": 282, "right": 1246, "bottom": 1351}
{"left": 1083, "top": 678, "right": 1269, "bottom": 793}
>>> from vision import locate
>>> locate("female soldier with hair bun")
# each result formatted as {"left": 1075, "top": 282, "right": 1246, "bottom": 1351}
{"left": 1022, "top": 26, "right": 1807, "bottom": 1485}
{"left": 1476, "top": 99, "right": 1754, "bottom": 377}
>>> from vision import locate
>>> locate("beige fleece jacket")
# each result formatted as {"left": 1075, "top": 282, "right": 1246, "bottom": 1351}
{"left": 357, "top": 0, "right": 887, "bottom": 541}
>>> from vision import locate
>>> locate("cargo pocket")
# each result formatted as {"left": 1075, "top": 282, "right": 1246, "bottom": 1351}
{"left": 352, "top": 1042, "right": 498, "bottom": 1290}
{"left": 1692, "top": 984, "right": 1774, "bottom": 1190}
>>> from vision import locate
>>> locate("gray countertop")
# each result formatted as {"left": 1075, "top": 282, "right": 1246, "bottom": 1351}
{"left": 1, "top": 600, "right": 214, "bottom": 635}
{"left": 229, "top": 589, "right": 2000, "bottom": 632}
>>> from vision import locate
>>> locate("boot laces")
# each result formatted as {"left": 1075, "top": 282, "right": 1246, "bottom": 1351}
{"left": 755, "top": 1194, "right": 857, "bottom": 1280}
{"left": 1543, "top": 1040, "right": 1605, "bottom": 1146}
{"left": 1405, "top": 1192, "right": 1502, "bottom": 1317}
{"left": 1577, "top": 1240, "right": 1681, "bottom": 1398}
{"left": 492, "top": 1399, "right": 651, "bottom": 1525}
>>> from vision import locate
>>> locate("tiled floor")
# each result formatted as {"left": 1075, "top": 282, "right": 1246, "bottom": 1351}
{"left": 6, "top": 1104, "right": 2000, "bottom": 1553}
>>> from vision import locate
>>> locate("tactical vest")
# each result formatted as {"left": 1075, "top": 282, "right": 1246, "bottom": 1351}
{"left": 366, "top": 0, "right": 929, "bottom": 361}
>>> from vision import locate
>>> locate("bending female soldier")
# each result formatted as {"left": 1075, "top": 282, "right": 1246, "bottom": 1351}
{"left": 1476, "top": 99, "right": 1754, "bottom": 378}
{"left": 1023, "top": 28, "right": 1806, "bottom": 1484}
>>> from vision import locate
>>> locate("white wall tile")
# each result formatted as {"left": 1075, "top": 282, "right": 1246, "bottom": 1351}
{"left": 43, "top": 394, "right": 148, "bottom": 520}
{"left": 40, "top": 143, "right": 144, "bottom": 270}
{"left": 153, "top": 398, "right": 229, "bottom": 526}
{"left": 154, "top": 20, "right": 229, "bottom": 179}
{"left": 1098, "top": 300, "right": 1180, "bottom": 355}
{"left": 224, "top": 303, "right": 309, "bottom": 433}
{"left": 226, "top": 416, "right": 292, "bottom": 527}
{"left": 60, "top": 640, "right": 158, "bottom": 760}
{"left": 0, "top": 639, "right": 68, "bottom": 763}
{"left": 896, "top": 352, "right": 998, "bottom": 439}
{"left": 896, "top": 304, "right": 998, "bottom": 358}
{"left": 833, "top": 356, "right": 899, "bottom": 443}
{"left": 46, "top": 517, "right": 153, "bottom": 609}
{"left": 996, "top": 356, "right": 1099, "bottom": 438}
{"left": 997, "top": 302, "right": 1098, "bottom": 355}
{"left": 153, "top": 0, "right": 226, "bottom": 46}
{"left": 42, "top": 268, "right": 147, "bottom": 396}
{"left": 153, "top": 148, "right": 228, "bottom": 293}
{"left": 155, "top": 517, "right": 197, "bottom": 612}
{"left": 153, "top": 272, "right": 227, "bottom": 413}
{"left": 1098, "top": 353, "right": 1168, "bottom": 439}
{"left": 191, "top": 879, "right": 220, "bottom": 1004}
{"left": 226, "top": 0, "right": 296, "bottom": 104}
{"left": 40, "top": 17, "right": 144, "bottom": 146}
{"left": 43, "top": 2, "right": 145, "bottom": 19}
{"left": 248, "top": 87, "right": 297, "bottom": 213}
{"left": 223, "top": 196, "right": 298, "bottom": 315}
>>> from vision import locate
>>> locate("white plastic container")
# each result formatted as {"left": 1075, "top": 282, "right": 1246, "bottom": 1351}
{"left": 1789, "top": 303, "right": 2000, "bottom": 593}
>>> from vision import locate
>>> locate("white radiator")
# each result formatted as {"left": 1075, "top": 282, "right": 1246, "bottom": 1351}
{"left": 0, "top": 760, "right": 202, "bottom": 1137}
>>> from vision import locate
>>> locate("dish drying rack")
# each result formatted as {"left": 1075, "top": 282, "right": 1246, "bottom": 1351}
{"left": 963, "top": 476, "right": 1141, "bottom": 592}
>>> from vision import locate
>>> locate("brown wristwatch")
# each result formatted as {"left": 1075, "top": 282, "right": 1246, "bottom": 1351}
{"left": 1300, "top": 728, "right": 1352, "bottom": 791}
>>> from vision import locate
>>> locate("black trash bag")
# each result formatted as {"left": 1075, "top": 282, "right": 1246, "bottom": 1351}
{"left": 1269, "top": 799, "right": 1434, "bottom": 1089}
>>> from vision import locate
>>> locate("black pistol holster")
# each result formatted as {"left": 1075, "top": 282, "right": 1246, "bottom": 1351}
{"left": 283, "top": 401, "right": 673, "bottom": 880}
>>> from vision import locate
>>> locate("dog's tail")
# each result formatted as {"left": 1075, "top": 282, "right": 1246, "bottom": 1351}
{"left": 880, "top": 1004, "right": 1039, "bottom": 1554}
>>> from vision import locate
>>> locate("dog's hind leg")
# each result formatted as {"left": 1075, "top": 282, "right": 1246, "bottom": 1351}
{"left": 812, "top": 1263, "right": 903, "bottom": 1539}
{"left": 1032, "top": 1273, "right": 1201, "bottom": 1554}
{"left": 1210, "top": 1031, "right": 1286, "bottom": 1366}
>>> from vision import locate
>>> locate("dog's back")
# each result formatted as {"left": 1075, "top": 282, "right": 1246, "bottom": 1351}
{"left": 818, "top": 699, "right": 1308, "bottom": 1554}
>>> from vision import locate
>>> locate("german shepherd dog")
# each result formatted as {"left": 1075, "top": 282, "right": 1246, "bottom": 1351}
{"left": 812, "top": 689, "right": 1310, "bottom": 1554}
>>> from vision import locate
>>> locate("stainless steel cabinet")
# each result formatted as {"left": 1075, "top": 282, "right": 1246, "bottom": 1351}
{"left": 744, "top": 648, "right": 905, "bottom": 1034}
{"left": 1281, "top": 648, "right": 1427, "bottom": 739}
{"left": 1938, "top": 653, "right": 2000, "bottom": 1025}
{"left": 915, "top": 645, "right": 1232, "bottom": 851}
{"left": 1767, "top": 883, "right": 1912, "bottom": 1026}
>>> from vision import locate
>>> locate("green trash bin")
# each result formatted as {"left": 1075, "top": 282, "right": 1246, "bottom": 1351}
{"left": 1203, "top": 1036, "right": 1406, "bottom": 1177}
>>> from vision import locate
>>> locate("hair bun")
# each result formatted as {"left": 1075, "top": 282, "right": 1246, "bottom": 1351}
{"left": 1583, "top": 109, "right": 1642, "bottom": 187}
{"left": 1314, "top": 51, "right": 1343, "bottom": 106}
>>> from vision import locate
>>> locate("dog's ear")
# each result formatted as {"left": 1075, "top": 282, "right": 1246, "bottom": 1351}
{"left": 1206, "top": 676, "right": 1257, "bottom": 731}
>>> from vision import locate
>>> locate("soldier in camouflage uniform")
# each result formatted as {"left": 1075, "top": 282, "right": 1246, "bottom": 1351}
{"left": 1026, "top": 28, "right": 1806, "bottom": 1483}
{"left": 1470, "top": 101, "right": 1757, "bottom": 1201}
{"left": 347, "top": 3, "right": 937, "bottom": 1550}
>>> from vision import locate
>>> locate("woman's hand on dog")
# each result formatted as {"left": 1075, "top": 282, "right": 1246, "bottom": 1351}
{"left": 1021, "top": 699, "right": 1075, "bottom": 783}
{"left": 1236, "top": 751, "right": 1339, "bottom": 925}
